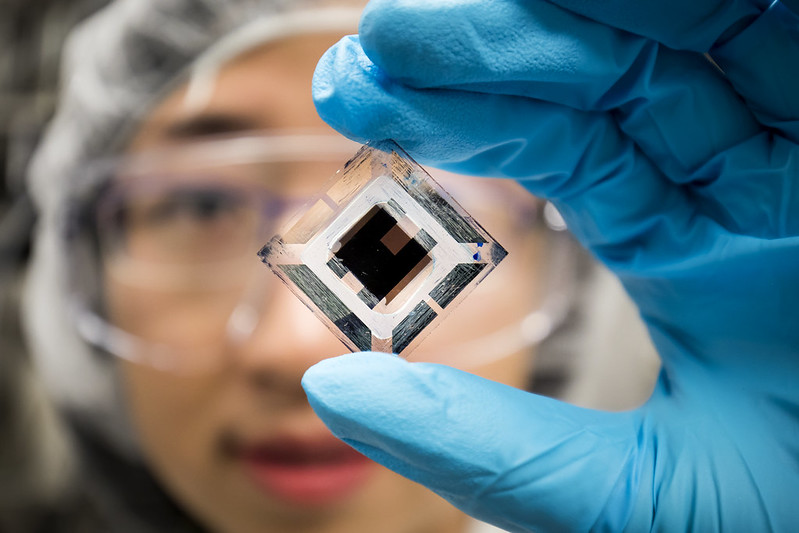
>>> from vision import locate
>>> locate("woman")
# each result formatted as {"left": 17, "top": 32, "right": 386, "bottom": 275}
{"left": 21, "top": 0, "right": 585, "bottom": 531}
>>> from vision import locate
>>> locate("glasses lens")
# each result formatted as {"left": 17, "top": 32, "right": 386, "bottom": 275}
{"left": 71, "top": 135, "right": 354, "bottom": 370}
{"left": 99, "top": 183, "right": 265, "bottom": 287}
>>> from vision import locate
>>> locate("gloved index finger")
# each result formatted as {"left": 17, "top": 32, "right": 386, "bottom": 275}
{"left": 358, "top": 0, "right": 763, "bottom": 183}
{"left": 358, "top": 0, "right": 647, "bottom": 110}
{"left": 313, "top": 34, "right": 713, "bottom": 257}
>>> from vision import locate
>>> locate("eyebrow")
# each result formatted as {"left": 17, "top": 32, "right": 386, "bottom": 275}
{"left": 163, "top": 113, "right": 262, "bottom": 139}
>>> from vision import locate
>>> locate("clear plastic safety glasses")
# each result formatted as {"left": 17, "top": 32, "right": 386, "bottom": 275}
{"left": 64, "top": 132, "right": 576, "bottom": 373}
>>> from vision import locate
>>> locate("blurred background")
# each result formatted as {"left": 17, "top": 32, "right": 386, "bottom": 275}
{"left": 1, "top": 1, "right": 108, "bottom": 529}
{"left": 1, "top": 0, "right": 108, "bottom": 227}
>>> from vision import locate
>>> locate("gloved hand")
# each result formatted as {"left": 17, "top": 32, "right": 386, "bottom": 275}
{"left": 303, "top": 0, "right": 799, "bottom": 531}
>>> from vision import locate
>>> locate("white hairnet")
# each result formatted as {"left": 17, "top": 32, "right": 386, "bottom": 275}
{"left": 23, "top": 0, "right": 362, "bottom": 458}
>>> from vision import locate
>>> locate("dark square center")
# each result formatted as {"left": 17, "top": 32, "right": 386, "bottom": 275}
{"left": 333, "top": 206, "right": 429, "bottom": 302}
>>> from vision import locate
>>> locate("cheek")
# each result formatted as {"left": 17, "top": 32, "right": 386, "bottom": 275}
{"left": 119, "top": 362, "right": 226, "bottom": 498}
{"left": 474, "top": 350, "right": 533, "bottom": 389}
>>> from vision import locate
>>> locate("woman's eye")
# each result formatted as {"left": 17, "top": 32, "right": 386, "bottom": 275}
{"left": 149, "top": 189, "right": 242, "bottom": 224}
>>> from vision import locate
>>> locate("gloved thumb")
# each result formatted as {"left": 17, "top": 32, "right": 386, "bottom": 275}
{"left": 303, "top": 352, "right": 643, "bottom": 533}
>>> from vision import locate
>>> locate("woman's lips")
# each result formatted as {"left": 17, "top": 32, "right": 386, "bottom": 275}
{"left": 234, "top": 435, "right": 375, "bottom": 506}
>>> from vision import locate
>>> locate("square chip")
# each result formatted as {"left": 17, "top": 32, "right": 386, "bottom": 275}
{"left": 258, "top": 140, "right": 507, "bottom": 356}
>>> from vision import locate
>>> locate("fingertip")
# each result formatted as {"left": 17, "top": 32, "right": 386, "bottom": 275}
{"left": 311, "top": 35, "right": 392, "bottom": 143}
{"left": 312, "top": 37, "right": 356, "bottom": 118}
{"left": 358, "top": 0, "right": 415, "bottom": 68}
{"left": 302, "top": 352, "right": 410, "bottom": 441}
{"left": 301, "top": 352, "right": 405, "bottom": 402}
{"left": 358, "top": 0, "right": 465, "bottom": 86}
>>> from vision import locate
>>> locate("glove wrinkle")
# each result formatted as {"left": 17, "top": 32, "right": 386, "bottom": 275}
{"left": 710, "top": 1, "right": 799, "bottom": 143}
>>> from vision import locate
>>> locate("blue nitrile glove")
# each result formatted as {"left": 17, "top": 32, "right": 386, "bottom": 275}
{"left": 303, "top": 1, "right": 799, "bottom": 531}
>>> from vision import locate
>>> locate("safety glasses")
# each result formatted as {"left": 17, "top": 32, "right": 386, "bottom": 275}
{"left": 64, "top": 132, "right": 577, "bottom": 373}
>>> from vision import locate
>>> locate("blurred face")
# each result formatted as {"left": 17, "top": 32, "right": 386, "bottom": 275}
{"left": 109, "top": 32, "right": 542, "bottom": 533}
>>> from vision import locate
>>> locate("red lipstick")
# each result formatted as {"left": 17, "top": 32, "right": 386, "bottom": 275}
{"left": 235, "top": 435, "right": 374, "bottom": 506}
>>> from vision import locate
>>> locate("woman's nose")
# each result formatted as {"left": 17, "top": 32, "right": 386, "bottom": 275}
{"left": 230, "top": 281, "right": 349, "bottom": 391}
